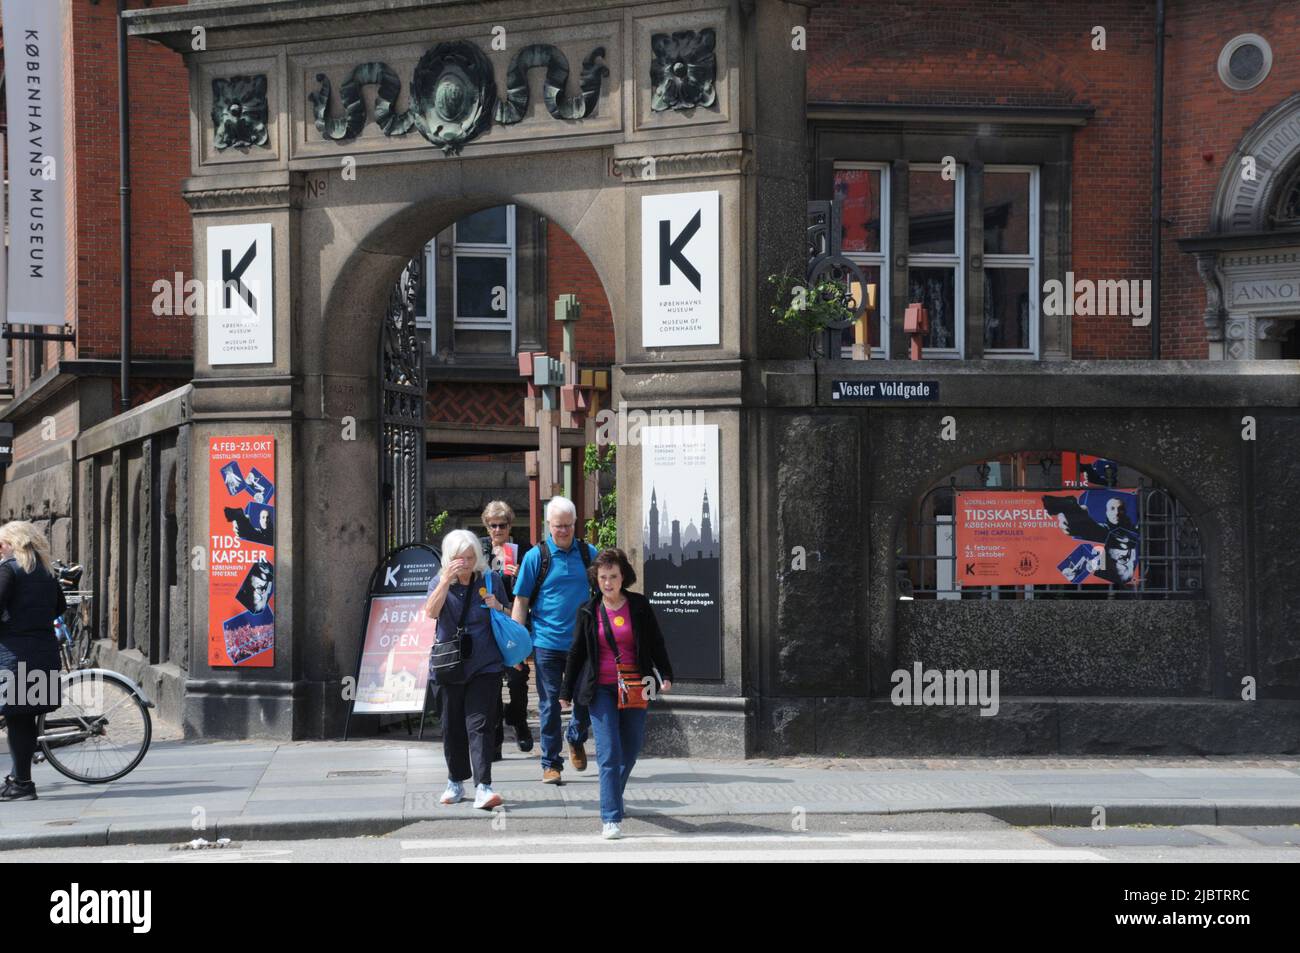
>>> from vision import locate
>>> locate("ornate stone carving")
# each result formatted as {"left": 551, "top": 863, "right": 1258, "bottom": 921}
{"left": 182, "top": 183, "right": 302, "bottom": 211}
{"left": 211, "top": 75, "right": 270, "bottom": 150}
{"left": 308, "top": 41, "right": 610, "bottom": 152}
{"left": 405, "top": 42, "right": 497, "bottom": 155}
{"left": 1194, "top": 252, "right": 1226, "bottom": 342}
{"left": 650, "top": 29, "right": 717, "bottom": 111}
{"left": 611, "top": 148, "right": 750, "bottom": 180}
{"left": 495, "top": 44, "right": 608, "bottom": 124}
{"left": 309, "top": 62, "right": 411, "bottom": 141}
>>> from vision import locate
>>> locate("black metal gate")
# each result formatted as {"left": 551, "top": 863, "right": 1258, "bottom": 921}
{"left": 379, "top": 258, "right": 426, "bottom": 554}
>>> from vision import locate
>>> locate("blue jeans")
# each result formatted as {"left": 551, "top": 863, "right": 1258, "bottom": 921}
{"left": 534, "top": 647, "right": 590, "bottom": 771}
{"left": 589, "top": 684, "right": 648, "bottom": 823}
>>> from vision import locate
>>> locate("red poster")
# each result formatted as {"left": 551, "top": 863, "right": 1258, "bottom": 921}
{"left": 956, "top": 489, "right": 1141, "bottom": 587}
{"left": 208, "top": 436, "right": 276, "bottom": 667}
{"left": 353, "top": 596, "right": 438, "bottom": 714}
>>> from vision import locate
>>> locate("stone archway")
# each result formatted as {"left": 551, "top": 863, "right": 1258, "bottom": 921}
{"left": 129, "top": 0, "right": 809, "bottom": 741}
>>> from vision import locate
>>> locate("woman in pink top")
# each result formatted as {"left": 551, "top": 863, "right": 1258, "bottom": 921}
{"left": 560, "top": 549, "right": 673, "bottom": 840}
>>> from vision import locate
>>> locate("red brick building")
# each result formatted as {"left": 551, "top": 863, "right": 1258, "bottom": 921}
{"left": 3, "top": 0, "right": 1297, "bottom": 549}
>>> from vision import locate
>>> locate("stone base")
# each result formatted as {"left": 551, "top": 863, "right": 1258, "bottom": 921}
{"left": 94, "top": 645, "right": 185, "bottom": 730}
{"left": 641, "top": 696, "right": 752, "bottom": 759}
{"left": 180, "top": 678, "right": 308, "bottom": 740}
{"left": 759, "top": 697, "right": 1300, "bottom": 756}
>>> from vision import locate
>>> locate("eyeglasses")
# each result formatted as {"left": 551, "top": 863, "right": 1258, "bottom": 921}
{"left": 487, "top": 523, "right": 510, "bottom": 530}
{"left": 550, "top": 523, "right": 575, "bottom": 531}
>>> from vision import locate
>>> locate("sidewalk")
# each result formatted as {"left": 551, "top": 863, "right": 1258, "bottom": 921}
{"left": 1, "top": 739, "right": 1299, "bottom": 850}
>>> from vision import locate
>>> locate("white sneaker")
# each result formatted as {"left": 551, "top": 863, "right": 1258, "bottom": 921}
{"left": 601, "top": 822, "right": 622, "bottom": 840}
{"left": 474, "top": 784, "right": 503, "bottom": 810}
{"left": 439, "top": 780, "right": 464, "bottom": 805}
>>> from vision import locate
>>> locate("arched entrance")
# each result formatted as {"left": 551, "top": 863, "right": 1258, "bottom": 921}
{"left": 131, "top": 0, "right": 808, "bottom": 744}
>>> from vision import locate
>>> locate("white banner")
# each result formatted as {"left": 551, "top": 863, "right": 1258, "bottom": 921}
{"left": 641, "top": 191, "right": 719, "bottom": 347}
{"left": 206, "top": 223, "right": 274, "bottom": 365}
{"left": 3, "top": 0, "right": 67, "bottom": 325}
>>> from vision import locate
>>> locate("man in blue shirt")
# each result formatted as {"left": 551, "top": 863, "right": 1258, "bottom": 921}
{"left": 512, "top": 496, "right": 596, "bottom": 783}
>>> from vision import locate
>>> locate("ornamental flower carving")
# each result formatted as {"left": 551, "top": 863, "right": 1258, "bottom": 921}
{"left": 650, "top": 28, "right": 717, "bottom": 111}
{"left": 211, "top": 75, "right": 269, "bottom": 150}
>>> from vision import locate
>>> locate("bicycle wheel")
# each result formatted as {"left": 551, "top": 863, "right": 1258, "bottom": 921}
{"left": 38, "top": 671, "right": 152, "bottom": 783}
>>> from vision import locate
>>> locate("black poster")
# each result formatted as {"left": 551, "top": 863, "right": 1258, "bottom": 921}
{"left": 640, "top": 424, "right": 722, "bottom": 679}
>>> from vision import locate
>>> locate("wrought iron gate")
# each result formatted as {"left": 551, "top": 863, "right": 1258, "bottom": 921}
{"left": 379, "top": 258, "right": 426, "bottom": 554}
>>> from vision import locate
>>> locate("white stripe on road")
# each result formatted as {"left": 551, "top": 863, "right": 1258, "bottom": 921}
{"left": 401, "top": 848, "right": 1105, "bottom": 863}
{"left": 400, "top": 832, "right": 970, "bottom": 849}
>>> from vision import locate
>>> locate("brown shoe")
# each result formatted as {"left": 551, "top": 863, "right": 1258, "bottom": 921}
{"left": 570, "top": 741, "right": 587, "bottom": 773}
{"left": 542, "top": 768, "right": 562, "bottom": 785}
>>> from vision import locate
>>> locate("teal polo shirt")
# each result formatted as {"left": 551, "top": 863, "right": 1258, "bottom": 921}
{"left": 514, "top": 538, "right": 597, "bottom": 651}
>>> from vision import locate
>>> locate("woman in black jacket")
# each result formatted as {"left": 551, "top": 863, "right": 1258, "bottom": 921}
{"left": 560, "top": 549, "right": 672, "bottom": 840}
{"left": 0, "top": 521, "right": 66, "bottom": 801}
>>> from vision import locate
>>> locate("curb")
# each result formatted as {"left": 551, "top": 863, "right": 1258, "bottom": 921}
{"left": 3, "top": 802, "right": 1300, "bottom": 851}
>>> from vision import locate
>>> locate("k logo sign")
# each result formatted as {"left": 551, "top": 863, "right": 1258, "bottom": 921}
{"left": 206, "top": 223, "right": 274, "bottom": 365}
{"left": 641, "top": 192, "right": 719, "bottom": 347}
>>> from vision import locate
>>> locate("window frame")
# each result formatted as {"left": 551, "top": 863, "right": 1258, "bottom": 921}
{"left": 982, "top": 165, "right": 1041, "bottom": 358}
{"left": 833, "top": 161, "right": 891, "bottom": 359}
{"left": 452, "top": 206, "right": 517, "bottom": 345}
{"left": 907, "top": 161, "right": 966, "bottom": 359}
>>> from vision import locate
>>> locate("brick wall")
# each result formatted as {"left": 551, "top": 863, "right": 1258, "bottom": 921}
{"left": 69, "top": 0, "right": 192, "bottom": 366}
{"left": 807, "top": 0, "right": 1300, "bottom": 359}
{"left": 545, "top": 221, "right": 616, "bottom": 364}
{"left": 808, "top": 0, "right": 1157, "bottom": 358}
{"left": 1161, "top": 1, "right": 1300, "bottom": 358}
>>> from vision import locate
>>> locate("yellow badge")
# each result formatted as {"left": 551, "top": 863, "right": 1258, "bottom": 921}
{"left": 614, "top": 616, "right": 625, "bottom": 627}
{"left": 479, "top": 587, "right": 488, "bottom": 597}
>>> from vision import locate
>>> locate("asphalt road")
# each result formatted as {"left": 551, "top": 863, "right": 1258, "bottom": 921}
{"left": 4, "top": 813, "right": 1299, "bottom": 863}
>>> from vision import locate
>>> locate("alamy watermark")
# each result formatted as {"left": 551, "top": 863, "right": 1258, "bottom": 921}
{"left": 592, "top": 402, "right": 705, "bottom": 447}
{"left": 1043, "top": 272, "right": 1151, "bottom": 327}
{"left": 890, "top": 663, "right": 1000, "bottom": 717}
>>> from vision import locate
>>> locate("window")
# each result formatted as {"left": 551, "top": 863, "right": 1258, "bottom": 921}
{"left": 983, "top": 167, "right": 1040, "bottom": 356}
{"left": 453, "top": 206, "right": 515, "bottom": 339}
{"left": 834, "top": 163, "right": 889, "bottom": 355}
{"left": 426, "top": 205, "right": 518, "bottom": 357}
{"left": 832, "top": 158, "right": 1043, "bottom": 358}
{"left": 908, "top": 163, "right": 964, "bottom": 356}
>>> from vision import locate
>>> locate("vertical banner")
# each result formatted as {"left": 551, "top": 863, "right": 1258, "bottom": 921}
{"left": 206, "top": 223, "right": 274, "bottom": 364}
{"left": 640, "top": 423, "right": 722, "bottom": 679}
{"left": 641, "top": 191, "right": 720, "bottom": 347}
{"left": 208, "top": 436, "right": 276, "bottom": 667}
{"left": 2, "top": 0, "right": 67, "bottom": 325}
{"left": 955, "top": 488, "right": 1140, "bottom": 587}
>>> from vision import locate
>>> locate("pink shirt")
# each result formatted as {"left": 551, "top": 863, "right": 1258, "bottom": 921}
{"left": 596, "top": 600, "right": 635, "bottom": 685}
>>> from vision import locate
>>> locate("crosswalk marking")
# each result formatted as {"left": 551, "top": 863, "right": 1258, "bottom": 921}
{"left": 400, "top": 847, "right": 1105, "bottom": 863}
{"left": 399, "top": 832, "right": 969, "bottom": 850}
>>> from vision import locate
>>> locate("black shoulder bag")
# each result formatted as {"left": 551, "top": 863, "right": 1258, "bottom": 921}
{"left": 430, "top": 573, "right": 477, "bottom": 684}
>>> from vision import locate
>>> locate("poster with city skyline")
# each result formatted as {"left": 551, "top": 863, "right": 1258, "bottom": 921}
{"left": 641, "top": 424, "right": 721, "bottom": 680}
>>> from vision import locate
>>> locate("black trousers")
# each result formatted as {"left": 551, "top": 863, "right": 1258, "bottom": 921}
{"left": 440, "top": 671, "right": 500, "bottom": 787}
{"left": 494, "top": 661, "right": 530, "bottom": 750}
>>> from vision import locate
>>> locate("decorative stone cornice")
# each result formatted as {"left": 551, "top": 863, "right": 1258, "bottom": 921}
{"left": 183, "top": 183, "right": 303, "bottom": 212}
{"left": 612, "top": 149, "right": 752, "bottom": 182}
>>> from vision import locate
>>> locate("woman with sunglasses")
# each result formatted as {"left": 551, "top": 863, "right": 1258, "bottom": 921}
{"left": 480, "top": 501, "right": 534, "bottom": 758}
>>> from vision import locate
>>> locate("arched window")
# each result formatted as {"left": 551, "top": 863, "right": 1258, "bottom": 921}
{"left": 899, "top": 451, "right": 1203, "bottom": 600}
{"left": 1269, "top": 160, "right": 1300, "bottom": 230}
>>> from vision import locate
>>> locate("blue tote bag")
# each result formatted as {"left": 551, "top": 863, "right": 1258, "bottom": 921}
{"left": 488, "top": 573, "right": 533, "bottom": 666}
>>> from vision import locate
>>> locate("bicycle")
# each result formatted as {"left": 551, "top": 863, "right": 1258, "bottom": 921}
{"left": 0, "top": 561, "right": 155, "bottom": 784}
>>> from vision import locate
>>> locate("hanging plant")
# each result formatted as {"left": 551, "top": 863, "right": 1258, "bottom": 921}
{"left": 767, "top": 271, "right": 854, "bottom": 349}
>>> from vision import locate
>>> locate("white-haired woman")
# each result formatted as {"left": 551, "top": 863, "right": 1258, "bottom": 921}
{"left": 0, "top": 521, "right": 67, "bottom": 801}
{"left": 423, "top": 528, "right": 510, "bottom": 810}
